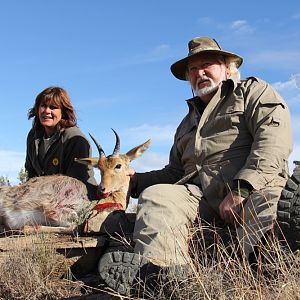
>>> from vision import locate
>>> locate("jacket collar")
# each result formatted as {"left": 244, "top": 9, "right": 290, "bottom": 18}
{"left": 33, "top": 128, "right": 65, "bottom": 159}
{"left": 34, "top": 127, "right": 65, "bottom": 140}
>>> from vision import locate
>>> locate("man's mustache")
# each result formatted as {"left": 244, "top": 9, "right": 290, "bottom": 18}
{"left": 196, "top": 76, "right": 210, "bottom": 85}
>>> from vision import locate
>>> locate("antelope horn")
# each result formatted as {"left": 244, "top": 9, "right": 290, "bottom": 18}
{"left": 89, "top": 133, "right": 106, "bottom": 159}
{"left": 111, "top": 128, "right": 120, "bottom": 157}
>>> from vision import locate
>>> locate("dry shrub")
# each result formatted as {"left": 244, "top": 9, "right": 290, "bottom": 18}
{"left": 0, "top": 234, "right": 83, "bottom": 300}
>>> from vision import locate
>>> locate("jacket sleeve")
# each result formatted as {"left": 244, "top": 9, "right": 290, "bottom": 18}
{"left": 25, "top": 130, "right": 38, "bottom": 179}
{"left": 63, "top": 133, "right": 98, "bottom": 199}
{"left": 234, "top": 78, "right": 293, "bottom": 190}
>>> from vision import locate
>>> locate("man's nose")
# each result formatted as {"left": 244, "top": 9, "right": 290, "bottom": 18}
{"left": 196, "top": 67, "right": 206, "bottom": 77}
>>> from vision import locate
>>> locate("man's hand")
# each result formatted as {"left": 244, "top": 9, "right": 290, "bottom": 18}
{"left": 126, "top": 167, "right": 137, "bottom": 191}
{"left": 126, "top": 167, "right": 136, "bottom": 177}
{"left": 219, "top": 192, "right": 246, "bottom": 225}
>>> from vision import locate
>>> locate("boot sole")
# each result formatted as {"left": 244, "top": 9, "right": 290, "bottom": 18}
{"left": 98, "top": 251, "right": 148, "bottom": 296}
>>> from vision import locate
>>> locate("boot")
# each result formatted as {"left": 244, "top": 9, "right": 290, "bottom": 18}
{"left": 98, "top": 251, "right": 192, "bottom": 298}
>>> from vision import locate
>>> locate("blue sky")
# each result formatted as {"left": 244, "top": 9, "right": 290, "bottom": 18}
{"left": 0, "top": 1, "right": 299, "bottom": 184}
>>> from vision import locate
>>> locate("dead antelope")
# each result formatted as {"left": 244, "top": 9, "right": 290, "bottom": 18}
{"left": 0, "top": 130, "right": 150, "bottom": 234}
{"left": 75, "top": 129, "right": 151, "bottom": 233}
{"left": 0, "top": 175, "right": 90, "bottom": 232}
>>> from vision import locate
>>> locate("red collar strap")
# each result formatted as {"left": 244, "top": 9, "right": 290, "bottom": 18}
{"left": 94, "top": 202, "right": 124, "bottom": 212}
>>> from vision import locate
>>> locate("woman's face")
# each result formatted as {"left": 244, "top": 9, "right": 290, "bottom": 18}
{"left": 38, "top": 101, "right": 62, "bottom": 137}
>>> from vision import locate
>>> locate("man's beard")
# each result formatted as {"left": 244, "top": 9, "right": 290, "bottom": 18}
{"left": 194, "top": 77, "right": 219, "bottom": 98}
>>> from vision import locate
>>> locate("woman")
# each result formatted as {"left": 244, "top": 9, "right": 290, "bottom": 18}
{"left": 25, "top": 86, "right": 98, "bottom": 199}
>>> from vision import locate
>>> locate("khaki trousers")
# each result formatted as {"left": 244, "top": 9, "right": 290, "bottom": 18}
{"left": 133, "top": 184, "right": 200, "bottom": 266}
{"left": 133, "top": 184, "right": 281, "bottom": 266}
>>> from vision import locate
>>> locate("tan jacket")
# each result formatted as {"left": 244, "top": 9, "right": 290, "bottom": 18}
{"left": 135, "top": 77, "right": 293, "bottom": 210}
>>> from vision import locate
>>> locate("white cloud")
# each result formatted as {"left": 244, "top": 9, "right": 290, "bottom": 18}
{"left": 198, "top": 17, "right": 214, "bottom": 25}
{"left": 249, "top": 51, "right": 300, "bottom": 70}
{"left": 272, "top": 74, "right": 300, "bottom": 107}
{"left": 0, "top": 150, "right": 25, "bottom": 184}
{"left": 271, "top": 77, "right": 300, "bottom": 164}
{"left": 272, "top": 79, "right": 295, "bottom": 91}
{"left": 120, "top": 44, "right": 172, "bottom": 66}
{"left": 131, "top": 151, "right": 168, "bottom": 172}
{"left": 141, "top": 44, "right": 172, "bottom": 63}
{"left": 231, "top": 20, "right": 247, "bottom": 27}
{"left": 290, "top": 74, "right": 300, "bottom": 89}
{"left": 152, "top": 44, "right": 170, "bottom": 56}
{"left": 230, "top": 20, "right": 255, "bottom": 34}
{"left": 291, "top": 13, "right": 300, "bottom": 20}
{"left": 78, "top": 43, "right": 173, "bottom": 74}
{"left": 125, "top": 124, "right": 175, "bottom": 145}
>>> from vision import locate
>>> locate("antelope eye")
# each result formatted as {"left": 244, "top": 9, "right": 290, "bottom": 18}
{"left": 115, "top": 164, "right": 122, "bottom": 169}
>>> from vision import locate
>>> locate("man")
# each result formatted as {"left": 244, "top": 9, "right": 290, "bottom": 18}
{"left": 98, "top": 37, "right": 293, "bottom": 296}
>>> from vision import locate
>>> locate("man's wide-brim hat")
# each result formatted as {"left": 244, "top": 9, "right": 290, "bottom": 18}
{"left": 170, "top": 36, "right": 243, "bottom": 81}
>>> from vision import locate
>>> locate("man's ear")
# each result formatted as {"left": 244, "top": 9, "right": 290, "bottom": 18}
{"left": 225, "top": 64, "right": 231, "bottom": 79}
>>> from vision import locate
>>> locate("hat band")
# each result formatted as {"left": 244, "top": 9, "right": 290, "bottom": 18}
{"left": 189, "top": 47, "right": 221, "bottom": 56}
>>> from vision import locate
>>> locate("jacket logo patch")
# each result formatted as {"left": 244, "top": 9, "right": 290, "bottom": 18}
{"left": 52, "top": 158, "right": 59, "bottom": 166}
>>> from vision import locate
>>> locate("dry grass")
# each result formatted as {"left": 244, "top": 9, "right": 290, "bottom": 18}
{"left": 140, "top": 224, "right": 300, "bottom": 300}
{"left": 122, "top": 223, "right": 300, "bottom": 300}
{"left": 0, "top": 234, "right": 84, "bottom": 300}
{"left": 0, "top": 225, "right": 300, "bottom": 300}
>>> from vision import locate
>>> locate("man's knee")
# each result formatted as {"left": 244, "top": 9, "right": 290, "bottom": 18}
{"left": 140, "top": 183, "right": 175, "bottom": 195}
{"left": 138, "top": 184, "right": 177, "bottom": 207}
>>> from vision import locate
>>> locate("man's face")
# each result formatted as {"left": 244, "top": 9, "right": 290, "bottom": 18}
{"left": 187, "top": 54, "right": 229, "bottom": 101}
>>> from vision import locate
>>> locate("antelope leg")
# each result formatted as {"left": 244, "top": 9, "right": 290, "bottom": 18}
{"left": 23, "top": 225, "right": 76, "bottom": 234}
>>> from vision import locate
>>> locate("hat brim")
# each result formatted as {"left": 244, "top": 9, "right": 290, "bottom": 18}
{"left": 170, "top": 49, "right": 243, "bottom": 81}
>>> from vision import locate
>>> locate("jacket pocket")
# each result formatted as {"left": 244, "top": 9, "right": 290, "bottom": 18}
{"left": 205, "top": 100, "right": 245, "bottom": 134}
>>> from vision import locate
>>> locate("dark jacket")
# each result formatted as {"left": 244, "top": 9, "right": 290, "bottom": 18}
{"left": 25, "top": 126, "right": 98, "bottom": 199}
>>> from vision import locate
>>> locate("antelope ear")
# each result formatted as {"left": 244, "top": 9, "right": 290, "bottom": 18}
{"left": 126, "top": 139, "right": 151, "bottom": 161}
{"left": 74, "top": 157, "right": 99, "bottom": 168}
